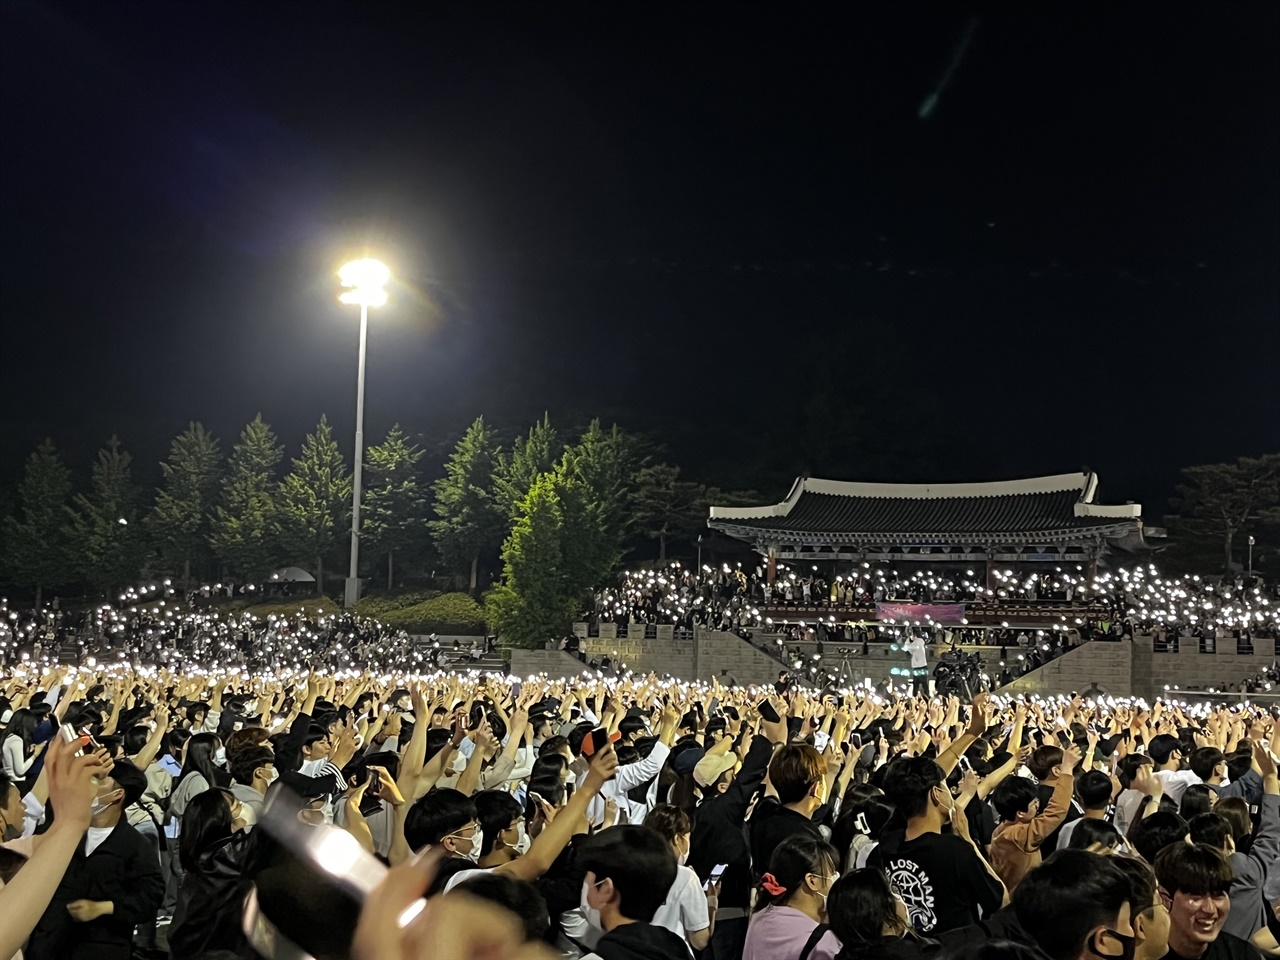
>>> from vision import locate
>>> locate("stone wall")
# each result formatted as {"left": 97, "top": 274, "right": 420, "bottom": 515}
{"left": 1000, "top": 641, "right": 1134, "bottom": 697}
{"left": 509, "top": 648, "right": 596, "bottom": 678}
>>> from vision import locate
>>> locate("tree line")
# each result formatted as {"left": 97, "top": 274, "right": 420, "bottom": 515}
{"left": 0, "top": 414, "right": 753, "bottom": 623}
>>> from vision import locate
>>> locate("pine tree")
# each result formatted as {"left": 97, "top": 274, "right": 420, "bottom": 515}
{"left": 276, "top": 415, "right": 351, "bottom": 590}
{"left": 557, "top": 420, "right": 648, "bottom": 583}
{"left": 209, "top": 415, "right": 284, "bottom": 580}
{"left": 429, "top": 416, "right": 504, "bottom": 592}
{"left": 487, "top": 473, "right": 579, "bottom": 647}
{"left": 633, "top": 463, "right": 708, "bottom": 560}
{"left": 494, "top": 414, "right": 560, "bottom": 519}
{"left": 64, "top": 436, "right": 145, "bottom": 595}
{"left": 363, "top": 424, "right": 427, "bottom": 589}
{"left": 147, "top": 422, "right": 222, "bottom": 590}
{"left": 2, "top": 439, "right": 74, "bottom": 606}
{"left": 1168, "top": 454, "right": 1280, "bottom": 575}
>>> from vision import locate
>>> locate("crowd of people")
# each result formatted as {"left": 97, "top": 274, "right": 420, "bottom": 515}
{"left": 5, "top": 649, "right": 1280, "bottom": 960}
{"left": 589, "top": 562, "right": 1279, "bottom": 640}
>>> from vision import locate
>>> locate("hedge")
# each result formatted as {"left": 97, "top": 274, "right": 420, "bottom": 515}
{"left": 354, "top": 590, "right": 442, "bottom": 618}
{"left": 375, "top": 592, "right": 487, "bottom": 635}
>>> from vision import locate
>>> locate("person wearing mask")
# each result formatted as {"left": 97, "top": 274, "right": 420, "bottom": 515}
{"left": 1154, "top": 842, "right": 1256, "bottom": 960}
{"left": 826, "top": 868, "right": 940, "bottom": 960}
{"left": 0, "top": 737, "right": 109, "bottom": 960}
{"left": 1150, "top": 734, "right": 1203, "bottom": 807}
{"left": 744, "top": 836, "right": 842, "bottom": 960}
{"left": 749, "top": 744, "right": 828, "bottom": 876}
{"left": 869, "top": 756, "right": 1005, "bottom": 934}
{"left": 1012, "top": 849, "right": 1141, "bottom": 960}
{"left": 164, "top": 731, "right": 225, "bottom": 914}
{"left": 644, "top": 804, "right": 715, "bottom": 952}
{"left": 25, "top": 759, "right": 164, "bottom": 960}
{"left": 989, "top": 752, "right": 1076, "bottom": 891}
{"left": 688, "top": 716, "right": 781, "bottom": 960}
{"left": 576, "top": 824, "right": 692, "bottom": 960}
{"left": 227, "top": 744, "right": 276, "bottom": 827}
{"left": 1112, "top": 855, "right": 1173, "bottom": 960}
{"left": 168, "top": 787, "right": 253, "bottom": 959}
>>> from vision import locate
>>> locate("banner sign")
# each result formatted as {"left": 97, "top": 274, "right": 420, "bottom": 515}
{"left": 874, "top": 602, "right": 966, "bottom": 623}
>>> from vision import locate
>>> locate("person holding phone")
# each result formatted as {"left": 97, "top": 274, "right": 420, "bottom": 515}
{"left": 645, "top": 804, "right": 717, "bottom": 951}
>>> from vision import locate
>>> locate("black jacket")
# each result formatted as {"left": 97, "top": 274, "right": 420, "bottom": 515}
{"left": 749, "top": 797, "right": 823, "bottom": 882}
{"left": 26, "top": 819, "right": 165, "bottom": 960}
{"left": 689, "top": 734, "right": 772, "bottom": 911}
{"left": 589, "top": 921, "right": 694, "bottom": 960}
{"left": 168, "top": 831, "right": 256, "bottom": 959}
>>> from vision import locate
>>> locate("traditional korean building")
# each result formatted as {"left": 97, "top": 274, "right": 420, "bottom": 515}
{"left": 707, "top": 472, "right": 1155, "bottom": 585}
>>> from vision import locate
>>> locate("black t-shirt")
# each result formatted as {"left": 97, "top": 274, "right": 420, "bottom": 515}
{"left": 1160, "top": 932, "right": 1263, "bottom": 960}
{"left": 749, "top": 798, "right": 823, "bottom": 880}
{"left": 869, "top": 831, "right": 1004, "bottom": 935}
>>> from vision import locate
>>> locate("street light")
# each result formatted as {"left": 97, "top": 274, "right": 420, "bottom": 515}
{"left": 1248, "top": 535, "right": 1255, "bottom": 579}
{"left": 337, "top": 258, "right": 391, "bottom": 608}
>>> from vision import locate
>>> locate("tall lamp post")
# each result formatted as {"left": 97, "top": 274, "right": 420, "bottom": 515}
{"left": 338, "top": 258, "right": 391, "bottom": 609}
{"left": 1248, "top": 535, "right": 1255, "bottom": 579}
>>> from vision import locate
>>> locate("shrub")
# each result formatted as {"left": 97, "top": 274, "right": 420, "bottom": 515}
{"left": 354, "top": 590, "right": 441, "bottom": 618}
{"left": 376, "top": 592, "right": 486, "bottom": 635}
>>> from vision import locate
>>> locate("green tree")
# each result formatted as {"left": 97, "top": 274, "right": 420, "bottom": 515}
{"left": 363, "top": 424, "right": 427, "bottom": 589}
{"left": 494, "top": 413, "right": 560, "bottom": 519}
{"left": 3, "top": 439, "right": 74, "bottom": 606}
{"left": 557, "top": 420, "right": 648, "bottom": 580}
{"left": 429, "top": 416, "right": 504, "bottom": 592}
{"left": 276, "top": 415, "right": 351, "bottom": 589}
{"left": 64, "top": 436, "right": 145, "bottom": 595}
{"left": 1168, "top": 454, "right": 1280, "bottom": 575}
{"left": 487, "top": 473, "right": 579, "bottom": 647}
{"left": 632, "top": 463, "right": 709, "bottom": 560}
{"left": 210, "top": 415, "right": 284, "bottom": 580}
{"left": 147, "top": 422, "right": 222, "bottom": 590}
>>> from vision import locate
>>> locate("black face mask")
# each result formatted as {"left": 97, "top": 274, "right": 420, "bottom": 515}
{"left": 1092, "top": 928, "right": 1136, "bottom": 960}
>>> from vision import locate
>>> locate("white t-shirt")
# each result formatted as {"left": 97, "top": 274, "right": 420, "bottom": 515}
{"left": 443, "top": 866, "right": 492, "bottom": 893}
{"left": 1155, "top": 769, "right": 1202, "bottom": 805}
{"left": 651, "top": 865, "right": 708, "bottom": 948}
{"left": 85, "top": 825, "right": 113, "bottom": 857}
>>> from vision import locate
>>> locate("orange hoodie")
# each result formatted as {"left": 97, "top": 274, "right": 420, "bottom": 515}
{"left": 988, "top": 774, "right": 1074, "bottom": 892}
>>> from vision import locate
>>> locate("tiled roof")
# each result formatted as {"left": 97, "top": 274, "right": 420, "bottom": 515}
{"left": 708, "top": 474, "right": 1141, "bottom": 541}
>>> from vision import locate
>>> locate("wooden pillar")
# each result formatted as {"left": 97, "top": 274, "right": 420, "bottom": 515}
{"left": 984, "top": 546, "right": 995, "bottom": 593}
{"left": 767, "top": 544, "right": 777, "bottom": 584}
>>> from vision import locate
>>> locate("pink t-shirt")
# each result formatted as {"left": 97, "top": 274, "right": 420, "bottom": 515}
{"left": 743, "top": 904, "right": 841, "bottom": 960}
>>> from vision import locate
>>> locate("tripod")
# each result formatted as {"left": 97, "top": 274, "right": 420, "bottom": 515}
{"left": 835, "top": 653, "right": 858, "bottom": 687}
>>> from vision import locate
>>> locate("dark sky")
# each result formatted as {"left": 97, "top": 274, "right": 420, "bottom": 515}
{"left": 2, "top": 1, "right": 1277, "bottom": 515}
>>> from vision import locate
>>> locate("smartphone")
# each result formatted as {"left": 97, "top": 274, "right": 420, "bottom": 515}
{"left": 584, "top": 728, "right": 610, "bottom": 757}
{"left": 758, "top": 699, "right": 781, "bottom": 724}
{"left": 704, "top": 863, "right": 728, "bottom": 890}
{"left": 813, "top": 730, "right": 831, "bottom": 752}
{"left": 511, "top": 681, "right": 522, "bottom": 700}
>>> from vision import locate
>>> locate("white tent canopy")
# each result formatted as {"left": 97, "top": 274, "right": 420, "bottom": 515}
{"left": 270, "top": 566, "right": 316, "bottom": 583}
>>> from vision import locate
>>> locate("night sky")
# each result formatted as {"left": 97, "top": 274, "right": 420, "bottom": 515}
{"left": 2, "top": 1, "right": 1277, "bottom": 514}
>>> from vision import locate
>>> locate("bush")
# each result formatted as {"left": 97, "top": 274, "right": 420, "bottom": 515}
{"left": 354, "top": 590, "right": 441, "bottom": 618}
{"left": 235, "top": 597, "right": 342, "bottom": 620}
{"left": 376, "top": 592, "right": 486, "bottom": 635}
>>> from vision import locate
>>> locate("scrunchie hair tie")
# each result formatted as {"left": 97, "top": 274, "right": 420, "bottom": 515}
{"left": 761, "top": 872, "right": 787, "bottom": 897}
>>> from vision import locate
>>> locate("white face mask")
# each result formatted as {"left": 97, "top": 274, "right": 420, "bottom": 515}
{"left": 514, "top": 821, "right": 531, "bottom": 856}
{"left": 214, "top": 747, "right": 228, "bottom": 767}
{"left": 267, "top": 767, "right": 280, "bottom": 785}
{"left": 146, "top": 720, "right": 158, "bottom": 732}
{"left": 451, "top": 825, "right": 482, "bottom": 863}
{"left": 580, "top": 879, "right": 605, "bottom": 932}
{"left": 90, "top": 790, "right": 120, "bottom": 818}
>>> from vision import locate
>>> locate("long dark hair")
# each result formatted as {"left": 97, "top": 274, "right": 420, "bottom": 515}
{"left": 178, "top": 787, "right": 233, "bottom": 871}
{"left": 2, "top": 709, "right": 38, "bottom": 754}
{"left": 832, "top": 785, "right": 895, "bottom": 872}
{"left": 827, "top": 869, "right": 909, "bottom": 943}
{"left": 755, "top": 835, "right": 839, "bottom": 912}
{"left": 178, "top": 732, "right": 224, "bottom": 790}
